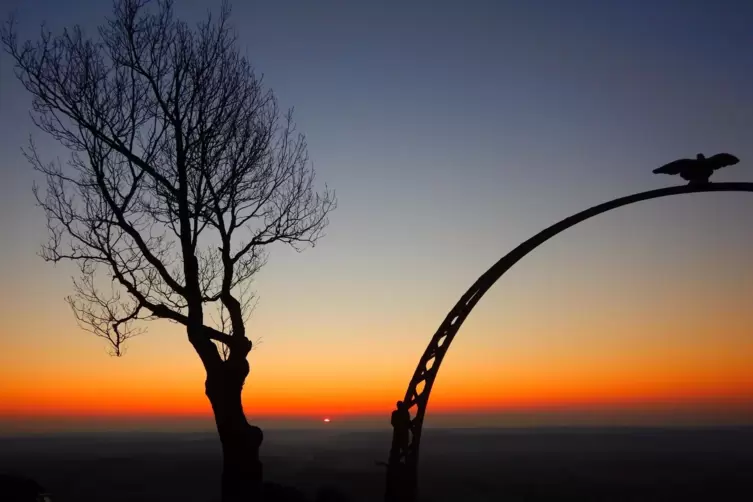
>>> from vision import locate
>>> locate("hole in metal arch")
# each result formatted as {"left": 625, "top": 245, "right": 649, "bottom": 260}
{"left": 415, "top": 380, "right": 425, "bottom": 395}
{"left": 425, "top": 357, "right": 435, "bottom": 371}
{"left": 437, "top": 335, "right": 447, "bottom": 347}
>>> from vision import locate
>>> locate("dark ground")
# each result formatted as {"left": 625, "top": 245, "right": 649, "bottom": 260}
{"left": 1, "top": 427, "right": 752, "bottom": 501}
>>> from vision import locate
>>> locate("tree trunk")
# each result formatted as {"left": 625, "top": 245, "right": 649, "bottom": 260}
{"left": 205, "top": 360, "right": 264, "bottom": 502}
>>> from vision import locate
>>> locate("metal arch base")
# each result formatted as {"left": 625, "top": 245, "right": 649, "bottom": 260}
{"left": 384, "top": 182, "right": 753, "bottom": 502}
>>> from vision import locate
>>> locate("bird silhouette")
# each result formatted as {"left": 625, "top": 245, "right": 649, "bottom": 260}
{"left": 653, "top": 153, "right": 739, "bottom": 184}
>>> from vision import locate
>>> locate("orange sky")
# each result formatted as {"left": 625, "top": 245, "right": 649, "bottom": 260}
{"left": 2, "top": 266, "right": 752, "bottom": 428}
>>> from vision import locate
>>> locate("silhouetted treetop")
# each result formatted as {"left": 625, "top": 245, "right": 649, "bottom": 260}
{"left": 2, "top": 0, "right": 335, "bottom": 359}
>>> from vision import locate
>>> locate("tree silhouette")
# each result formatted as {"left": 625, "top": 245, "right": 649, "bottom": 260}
{"left": 2, "top": 0, "right": 335, "bottom": 500}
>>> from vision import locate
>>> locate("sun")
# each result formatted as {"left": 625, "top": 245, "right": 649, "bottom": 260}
{"left": 323, "top": 417, "right": 331, "bottom": 423}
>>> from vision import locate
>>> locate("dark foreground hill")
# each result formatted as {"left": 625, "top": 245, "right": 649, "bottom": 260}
{"left": 1, "top": 427, "right": 752, "bottom": 501}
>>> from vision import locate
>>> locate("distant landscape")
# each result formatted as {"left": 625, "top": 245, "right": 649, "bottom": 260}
{"left": 2, "top": 426, "right": 752, "bottom": 501}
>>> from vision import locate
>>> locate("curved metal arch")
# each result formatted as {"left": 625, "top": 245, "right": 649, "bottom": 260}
{"left": 386, "top": 182, "right": 753, "bottom": 502}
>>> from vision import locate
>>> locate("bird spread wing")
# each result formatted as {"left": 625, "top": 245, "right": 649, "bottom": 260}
{"left": 653, "top": 158, "right": 694, "bottom": 175}
{"left": 707, "top": 153, "right": 740, "bottom": 170}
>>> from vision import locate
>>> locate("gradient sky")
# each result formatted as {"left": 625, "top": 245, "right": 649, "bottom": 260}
{"left": 1, "top": 0, "right": 753, "bottom": 432}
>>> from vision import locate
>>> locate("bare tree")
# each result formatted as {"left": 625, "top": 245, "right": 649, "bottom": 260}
{"left": 2, "top": 0, "right": 335, "bottom": 500}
